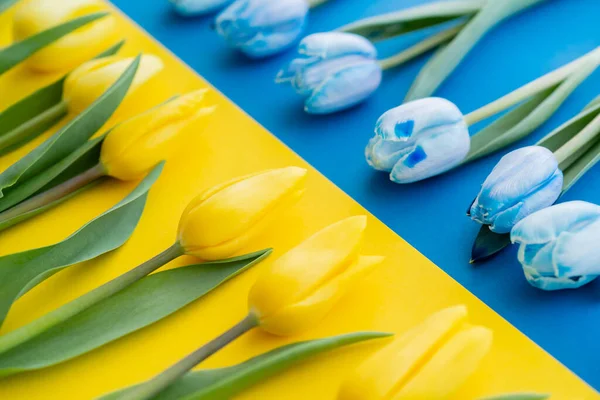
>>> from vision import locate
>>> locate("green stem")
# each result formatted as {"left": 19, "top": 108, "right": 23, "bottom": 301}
{"left": 306, "top": 0, "right": 329, "bottom": 8}
{"left": 123, "top": 313, "right": 259, "bottom": 400}
{"left": 0, "top": 243, "right": 184, "bottom": 354}
{"left": 0, "top": 101, "right": 68, "bottom": 154}
{"left": 464, "top": 46, "right": 600, "bottom": 126}
{"left": 555, "top": 113, "right": 600, "bottom": 169}
{"left": 378, "top": 23, "right": 464, "bottom": 71}
{"left": 0, "top": 162, "right": 106, "bottom": 226}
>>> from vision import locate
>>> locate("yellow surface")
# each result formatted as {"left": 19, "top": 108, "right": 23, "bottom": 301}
{"left": 0, "top": 3, "right": 597, "bottom": 400}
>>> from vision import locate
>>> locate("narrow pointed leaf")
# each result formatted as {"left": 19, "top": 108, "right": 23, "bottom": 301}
{"left": 0, "top": 13, "right": 109, "bottom": 76}
{"left": 100, "top": 332, "right": 390, "bottom": 400}
{"left": 481, "top": 394, "right": 550, "bottom": 400}
{"left": 0, "top": 0, "right": 19, "bottom": 14}
{"left": 339, "top": 0, "right": 482, "bottom": 41}
{"left": 465, "top": 60, "right": 598, "bottom": 163}
{"left": 562, "top": 134, "right": 600, "bottom": 192}
{"left": 538, "top": 101, "right": 600, "bottom": 152}
{"left": 584, "top": 95, "right": 600, "bottom": 111}
{"left": 0, "top": 248, "right": 270, "bottom": 377}
{"left": 0, "top": 163, "right": 164, "bottom": 329}
{"left": 470, "top": 225, "right": 511, "bottom": 263}
{"left": 0, "top": 55, "right": 140, "bottom": 202}
{"left": 406, "top": 0, "right": 548, "bottom": 101}
{"left": 0, "top": 41, "right": 124, "bottom": 156}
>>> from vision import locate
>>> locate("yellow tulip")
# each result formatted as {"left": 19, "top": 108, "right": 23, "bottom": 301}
{"left": 338, "top": 305, "right": 493, "bottom": 400}
{"left": 63, "top": 54, "right": 164, "bottom": 114}
{"left": 12, "top": 0, "right": 118, "bottom": 72}
{"left": 248, "top": 216, "right": 384, "bottom": 336}
{"left": 100, "top": 89, "right": 215, "bottom": 181}
{"left": 178, "top": 167, "right": 308, "bottom": 261}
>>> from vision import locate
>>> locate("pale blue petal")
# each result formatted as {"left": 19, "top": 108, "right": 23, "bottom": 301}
{"left": 299, "top": 32, "right": 377, "bottom": 59}
{"left": 304, "top": 61, "right": 382, "bottom": 114}
{"left": 293, "top": 55, "right": 370, "bottom": 95}
{"left": 275, "top": 56, "right": 318, "bottom": 84}
{"left": 170, "top": 0, "right": 233, "bottom": 16}
{"left": 553, "top": 219, "right": 600, "bottom": 277}
{"left": 522, "top": 265, "right": 596, "bottom": 291}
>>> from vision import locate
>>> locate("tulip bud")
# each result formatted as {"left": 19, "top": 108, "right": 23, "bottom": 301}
{"left": 339, "top": 306, "right": 493, "bottom": 400}
{"left": 100, "top": 90, "right": 215, "bottom": 181}
{"left": 169, "top": 0, "right": 233, "bottom": 16}
{"left": 365, "top": 97, "right": 470, "bottom": 183}
{"left": 470, "top": 146, "right": 563, "bottom": 234}
{"left": 63, "top": 55, "right": 164, "bottom": 115}
{"left": 215, "top": 0, "right": 308, "bottom": 58}
{"left": 178, "top": 167, "right": 307, "bottom": 260}
{"left": 511, "top": 201, "right": 600, "bottom": 291}
{"left": 276, "top": 32, "right": 382, "bottom": 114}
{"left": 248, "top": 216, "right": 384, "bottom": 336}
{"left": 12, "top": 0, "right": 118, "bottom": 72}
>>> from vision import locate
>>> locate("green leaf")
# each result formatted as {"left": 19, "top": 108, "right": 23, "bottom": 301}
{"left": 0, "top": 41, "right": 124, "bottom": 156}
{"left": 0, "top": 248, "right": 271, "bottom": 377}
{"left": 0, "top": 55, "right": 141, "bottom": 203}
{"left": 339, "top": 0, "right": 482, "bottom": 41}
{"left": 0, "top": 163, "right": 164, "bottom": 329}
{"left": 538, "top": 101, "right": 600, "bottom": 153}
{"left": 480, "top": 394, "right": 550, "bottom": 400}
{"left": 562, "top": 132, "right": 600, "bottom": 193}
{"left": 470, "top": 224, "right": 512, "bottom": 263}
{"left": 100, "top": 332, "right": 390, "bottom": 400}
{"left": 0, "top": 12, "right": 109, "bottom": 76}
{"left": 464, "top": 59, "right": 599, "bottom": 163}
{"left": 0, "top": 0, "right": 19, "bottom": 14}
{"left": 405, "top": 0, "right": 548, "bottom": 101}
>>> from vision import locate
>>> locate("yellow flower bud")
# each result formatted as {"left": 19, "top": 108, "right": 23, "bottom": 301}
{"left": 100, "top": 90, "right": 215, "bottom": 181}
{"left": 178, "top": 167, "right": 308, "bottom": 261}
{"left": 338, "top": 305, "right": 493, "bottom": 400}
{"left": 12, "top": 0, "right": 118, "bottom": 72}
{"left": 248, "top": 216, "right": 384, "bottom": 336}
{"left": 62, "top": 55, "right": 164, "bottom": 115}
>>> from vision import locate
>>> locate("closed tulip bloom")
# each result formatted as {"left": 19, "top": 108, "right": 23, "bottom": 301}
{"left": 178, "top": 167, "right": 307, "bottom": 260}
{"left": 12, "top": 0, "right": 118, "bottom": 72}
{"left": 170, "top": 0, "right": 233, "bottom": 16}
{"left": 215, "top": 0, "right": 308, "bottom": 58}
{"left": 470, "top": 146, "right": 563, "bottom": 234}
{"left": 511, "top": 201, "right": 600, "bottom": 291}
{"left": 100, "top": 90, "right": 215, "bottom": 181}
{"left": 339, "top": 306, "right": 493, "bottom": 400}
{"left": 63, "top": 55, "right": 164, "bottom": 114}
{"left": 249, "top": 216, "right": 384, "bottom": 336}
{"left": 365, "top": 97, "right": 469, "bottom": 183}
{"left": 276, "top": 32, "right": 382, "bottom": 114}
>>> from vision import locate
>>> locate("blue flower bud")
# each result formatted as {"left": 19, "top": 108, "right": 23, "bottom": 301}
{"left": 365, "top": 97, "right": 469, "bottom": 183}
{"left": 511, "top": 201, "right": 600, "bottom": 291}
{"left": 215, "top": 0, "right": 308, "bottom": 58}
{"left": 170, "top": 0, "right": 233, "bottom": 16}
{"left": 276, "top": 32, "right": 382, "bottom": 114}
{"left": 470, "top": 146, "right": 563, "bottom": 234}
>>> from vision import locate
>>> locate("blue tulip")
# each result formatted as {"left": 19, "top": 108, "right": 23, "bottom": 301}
{"left": 365, "top": 97, "right": 469, "bottom": 183}
{"left": 276, "top": 32, "right": 382, "bottom": 114}
{"left": 511, "top": 201, "right": 600, "bottom": 291}
{"left": 215, "top": 0, "right": 309, "bottom": 58}
{"left": 470, "top": 146, "right": 563, "bottom": 234}
{"left": 170, "top": 0, "right": 233, "bottom": 16}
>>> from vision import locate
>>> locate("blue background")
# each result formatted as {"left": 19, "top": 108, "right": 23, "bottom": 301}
{"left": 112, "top": 0, "right": 600, "bottom": 390}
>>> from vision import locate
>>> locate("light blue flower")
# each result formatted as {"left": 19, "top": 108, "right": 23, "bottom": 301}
{"left": 276, "top": 32, "right": 382, "bottom": 114}
{"left": 365, "top": 97, "right": 469, "bottom": 183}
{"left": 169, "top": 0, "right": 233, "bottom": 16}
{"left": 215, "top": 0, "right": 309, "bottom": 58}
{"left": 470, "top": 146, "right": 563, "bottom": 234}
{"left": 511, "top": 201, "right": 600, "bottom": 291}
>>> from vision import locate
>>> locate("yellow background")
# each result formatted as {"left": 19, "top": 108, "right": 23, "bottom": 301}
{"left": 0, "top": 3, "right": 597, "bottom": 399}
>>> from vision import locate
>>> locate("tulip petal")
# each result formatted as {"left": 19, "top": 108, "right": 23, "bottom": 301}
{"left": 298, "top": 31, "right": 377, "bottom": 60}
{"left": 553, "top": 219, "right": 600, "bottom": 277}
{"left": 304, "top": 61, "right": 382, "bottom": 114}
{"left": 293, "top": 55, "right": 372, "bottom": 95}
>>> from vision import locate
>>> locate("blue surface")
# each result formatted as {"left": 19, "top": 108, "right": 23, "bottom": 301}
{"left": 112, "top": 0, "right": 600, "bottom": 390}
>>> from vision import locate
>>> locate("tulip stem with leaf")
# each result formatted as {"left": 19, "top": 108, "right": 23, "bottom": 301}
{"left": 0, "top": 167, "right": 307, "bottom": 357}
{"left": 0, "top": 89, "right": 212, "bottom": 229}
{"left": 116, "top": 216, "right": 385, "bottom": 400}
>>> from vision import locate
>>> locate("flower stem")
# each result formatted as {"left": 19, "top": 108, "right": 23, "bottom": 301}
{"left": 378, "top": 23, "right": 464, "bottom": 71}
{"left": 554, "top": 113, "right": 600, "bottom": 170}
{"left": 0, "top": 101, "right": 68, "bottom": 154}
{"left": 464, "top": 46, "right": 600, "bottom": 126}
{"left": 0, "top": 243, "right": 184, "bottom": 354}
{"left": 306, "top": 0, "right": 330, "bottom": 8}
{"left": 123, "top": 313, "right": 259, "bottom": 400}
{"left": 0, "top": 163, "right": 107, "bottom": 226}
